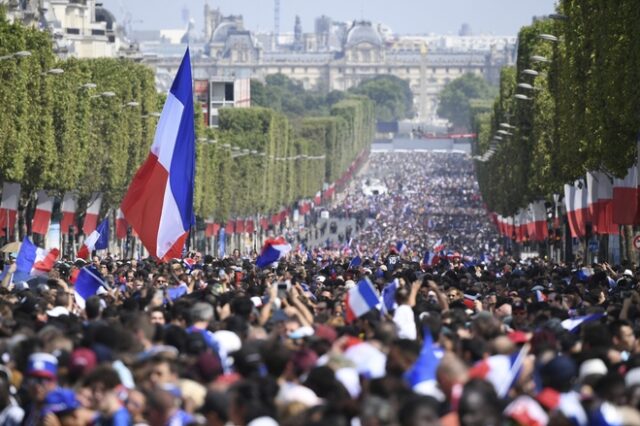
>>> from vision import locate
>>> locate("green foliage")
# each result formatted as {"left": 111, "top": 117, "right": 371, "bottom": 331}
{"left": 438, "top": 73, "right": 497, "bottom": 130}
{"left": 475, "top": 2, "right": 640, "bottom": 216}
{"left": 349, "top": 75, "right": 414, "bottom": 121}
{"left": 0, "top": 15, "right": 375, "bottom": 231}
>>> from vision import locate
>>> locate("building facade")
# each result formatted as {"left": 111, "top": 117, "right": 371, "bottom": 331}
{"left": 143, "top": 12, "right": 516, "bottom": 123}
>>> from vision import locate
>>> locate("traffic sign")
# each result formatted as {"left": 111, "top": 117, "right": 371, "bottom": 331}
{"left": 633, "top": 234, "right": 640, "bottom": 251}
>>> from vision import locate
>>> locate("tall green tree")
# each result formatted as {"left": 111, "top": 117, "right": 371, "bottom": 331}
{"left": 438, "top": 73, "right": 497, "bottom": 130}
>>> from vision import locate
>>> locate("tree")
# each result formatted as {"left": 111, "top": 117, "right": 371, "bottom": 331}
{"left": 350, "top": 75, "right": 414, "bottom": 121}
{"left": 438, "top": 73, "right": 497, "bottom": 130}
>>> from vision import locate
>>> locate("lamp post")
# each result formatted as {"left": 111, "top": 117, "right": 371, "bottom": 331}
{"left": 0, "top": 50, "right": 31, "bottom": 61}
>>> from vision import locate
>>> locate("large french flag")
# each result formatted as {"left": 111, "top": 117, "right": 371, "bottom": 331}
{"left": 564, "top": 181, "right": 588, "bottom": 238}
{"left": 530, "top": 201, "right": 548, "bottom": 241}
{"left": 587, "top": 171, "right": 617, "bottom": 235}
{"left": 121, "top": 49, "right": 195, "bottom": 261}
{"left": 60, "top": 192, "right": 77, "bottom": 235}
{"left": 82, "top": 193, "right": 102, "bottom": 235}
{"left": 0, "top": 182, "right": 20, "bottom": 237}
{"left": 345, "top": 278, "right": 379, "bottom": 323}
{"left": 613, "top": 165, "right": 639, "bottom": 225}
{"left": 77, "top": 218, "right": 109, "bottom": 259}
{"left": 32, "top": 191, "right": 54, "bottom": 235}
{"left": 256, "top": 237, "right": 291, "bottom": 268}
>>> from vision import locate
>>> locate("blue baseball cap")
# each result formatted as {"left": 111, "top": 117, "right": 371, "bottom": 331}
{"left": 42, "top": 388, "right": 79, "bottom": 415}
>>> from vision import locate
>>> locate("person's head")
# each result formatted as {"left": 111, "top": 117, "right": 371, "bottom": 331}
{"left": 146, "top": 387, "right": 178, "bottom": 426}
{"left": 398, "top": 395, "right": 441, "bottom": 426}
{"left": 84, "top": 296, "right": 102, "bottom": 320}
{"left": 149, "top": 308, "right": 166, "bottom": 326}
{"left": 458, "top": 379, "right": 502, "bottom": 426}
{"left": 26, "top": 352, "right": 58, "bottom": 403}
{"left": 191, "top": 302, "right": 214, "bottom": 325}
{"left": 42, "top": 388, "right": 95, "bottom": 426}
{"left": 611, "top": 320, "right": 636, "bottom": 353}
{"left": 82, "top": 365, "right": 123, "bottom": 415}
{"left": 149, "top": 357, "right": 179, "bottom": 387}
{"left": 125, "top": 389, "right": 147, "bottom": 421}
{"left": 446, "top": 287, "right": 463, "bottom": 302}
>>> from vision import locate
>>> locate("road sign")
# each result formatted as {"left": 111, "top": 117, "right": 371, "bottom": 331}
{"left": 633, "top": 234, "right": 640, "bottom": 251}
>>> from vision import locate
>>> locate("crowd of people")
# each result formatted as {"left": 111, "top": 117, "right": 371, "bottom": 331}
{"left": 0, "top": 151, "right": 639, "bottom": 426}
{"left": 325, "top": 152, "right": 499, "bottom": 259}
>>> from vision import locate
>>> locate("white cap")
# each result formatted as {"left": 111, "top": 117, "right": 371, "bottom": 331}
{"left": 344, "top": 280, "right": 356, "bottom": 289}
{"left": 213, "top": 330, "right": 241, "bottom": 354}
{"left": 276, "top": 384, "right": 321, "bottom": 407}
{"left": 579, "top": 359, "right": 607, "bottom": 381}
{"left": 315, "top": 275, "right": 326, "bottom": 283}
{"left": 46, "top": 306, "right": 70, "bottom": 318}
{"left": 623, "top": 269, "right": 634, "bottom": 278}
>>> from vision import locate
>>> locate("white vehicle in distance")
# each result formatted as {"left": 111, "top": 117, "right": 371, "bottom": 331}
{"left": 362, "top": 178, "right": 388, "bottom": 196}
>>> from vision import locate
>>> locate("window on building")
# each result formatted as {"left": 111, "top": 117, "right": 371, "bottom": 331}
{"left": 225, "top": 83, "right": 234, "bottom": 101}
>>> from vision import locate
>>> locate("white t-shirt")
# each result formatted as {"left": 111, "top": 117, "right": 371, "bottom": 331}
{"left": 393, "top": 304, "right": 417, "bottom": 340}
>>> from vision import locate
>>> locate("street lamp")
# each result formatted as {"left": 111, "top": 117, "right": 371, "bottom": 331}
{"left": 42, "top": 68, "right": 64, "bottom": 75}
{"left": 80, "top": 82, "right": 97, "bottom": 89}
{"left": 500, "top": 123, "right": 516, "bottom": 129}
{"left": 515, "top": 94, "right": 532, "bottom": 101}
{"left": 530, "top": 55, "right": 550, "bottom": 63}
{"left": 123, "top": 101, "right": 139, "bottom": 108}
{"left": 91, "top": 91, "right": 115, "bottom": 99}
{"left": 522, "top": 69, "right": 540, "bottom": 77}
{"left": 142, "top": 111, "right": 161, "bottom": 118}
{"left": 0, "top": 50, "right": 31, "bottom": 61}
{"left": 539, "top": 34, "right": 559, "bottom": 42}
{"left": 517, "top": 83, "right": 535, "bottom": 90}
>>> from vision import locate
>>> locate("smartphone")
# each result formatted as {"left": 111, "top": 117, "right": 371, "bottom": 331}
{"left": 277, "top": 282, "right": 290, "bottom": 299}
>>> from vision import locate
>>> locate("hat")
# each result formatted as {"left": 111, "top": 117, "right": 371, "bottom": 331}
{"left": 69, "top": 348, "right": 97, "bottom": 376}
{"left": 344, "top": 280, "right": 356, "bottom": 290}
{"left": 213, "top": 330, "right": 242, "bottom": 354}
{"left": 42, "top": 388, "right": 79, "bottom": 415}
{"left": 623, "top": 269, "right": 634, "bottom": 278}
{"left": 315, "top": 275, "right": 326, "bottom": 283}
{"left": 508, "top": 330, "right": 530, "bottom": 344}
{"left": 579, "top": 359, "right": 607, "bottom": 381}
{"left": 27, "top": 353, "right": 58, "bottom": 380}
{"left": 313, "top": 324, "right": 337, "bottom": 343}
{"left": 276, "top": 383, "right": 321, "bottom": 407}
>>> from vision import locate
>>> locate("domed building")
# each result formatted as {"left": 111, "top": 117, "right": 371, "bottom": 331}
{"left": 343, "top": 21, "right": 385, "bottom": 63}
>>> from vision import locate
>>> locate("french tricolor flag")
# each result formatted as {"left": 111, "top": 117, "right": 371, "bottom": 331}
{"left": 32, "top": 190, "right": 54, "bottom": 235}
{"left": 613, "top": 165, "right": 639, "bottom": 225}
{"left": 77, "top": 218, "right": 109, "bottom": 259}
{"left": 121, "top": 49, "right": 195, "bottom": 261}
{"left": 345, "top": 278, "right": 379, "bottom": 323}
{"left": 60, "top": 192, "right": 77, "bottom": 235}
{"left": 13, "top": 237, "right": 60, "bottom": 282}
{"left": 115, "top": 209, "right": 128, "bottom": 240}
{"left": 256, "top": 237, "right": 292, "bottom": 268}
{"left": 82, "top": 193, "right": 102, "bottom": 235}
{"left": 0, "top": 182, "right": 20, "bottom": 237}
{"left": 469, "top": 345, "right": 529, "bottom": 398}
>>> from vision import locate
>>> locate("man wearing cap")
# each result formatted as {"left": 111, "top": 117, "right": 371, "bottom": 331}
{"left": 41, "top": 388, "right": 96, "bottom": 426}
{"left": 23, "top": 353, "right": 59, "bottom": 426}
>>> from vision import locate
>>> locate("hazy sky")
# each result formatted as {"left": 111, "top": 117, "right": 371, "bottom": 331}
{"left": 101, "top": 0, "right": 558, "bottom": 36}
